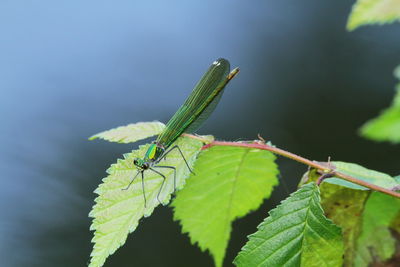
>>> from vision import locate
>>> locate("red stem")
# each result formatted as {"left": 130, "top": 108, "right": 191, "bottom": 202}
{"left": 200, "top": 140, "right": 400, "bottom": 199}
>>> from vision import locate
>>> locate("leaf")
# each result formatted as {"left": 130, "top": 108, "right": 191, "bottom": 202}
{"left": 354, "top": 192, "right": 400, "bottom": 266}
{"left": 317, "top": 161, "right": 399, "bottom": 190}
{"left": 317, "top": 182, "right": 369, "bottom": 266}
{"left": 360, "top": 66, "right": 400, "bottom": 143}
{"left": 390, "top": 209, "right": 400, "bottom": 233}
{"left": 303, "top": 168, "right": 400, "bottom": 265}
{"left": 172, "top": 145, "right": 279, "bottom": 267}
{"left": 302, "top": 168, "right": 396, "bottom": 266}
{"left": 233, "top": 183, "right": 344, "bottom": 267}
{"left": 347, "top": 0, "right": 400, "bottom": 30}
{"left": 360, "top": 86, "right": 400, "bottom": 143}
{"left": 89, "top": 121, "right": 166, "bottom": 143}
{"left": 89, "top": 136, "right": 204, "bottom": 267}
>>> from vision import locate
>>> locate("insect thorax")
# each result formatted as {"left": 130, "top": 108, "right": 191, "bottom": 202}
{"left": 145, "top": 143, "right": 165, "bottom": 162}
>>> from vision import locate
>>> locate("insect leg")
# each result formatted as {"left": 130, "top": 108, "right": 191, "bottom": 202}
{"left": 157, "top": 145, "right": 194, "bottom": 174}
{"left": 122, "top": 170, "right": 141, "bottom": 190}
{"left": 149, "top": 168, "right": 167, "bottom": 205}
{"left": 153, "top": 165, "right": 177, "bottom": 193}
{"left": 141, "top": 171, "right": 147, "bottom": 207}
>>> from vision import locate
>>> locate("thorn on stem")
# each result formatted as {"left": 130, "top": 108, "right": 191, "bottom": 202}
{"left": 257, "top": 134, "right": 266, "bottom": 144}
{"left": 391, "top": 185, "right": 400, "bottom": 191}
{"left": 316, "top": 172, "right": 335, "bottom": 186}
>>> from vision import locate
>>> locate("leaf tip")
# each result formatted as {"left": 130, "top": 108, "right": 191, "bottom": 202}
{"left": 88, "top": 135, "right": 98, "bottom": 141}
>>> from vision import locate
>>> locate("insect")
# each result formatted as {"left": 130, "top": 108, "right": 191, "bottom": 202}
{"left": 126, "top": 58, "right": 239, "bottom": 206}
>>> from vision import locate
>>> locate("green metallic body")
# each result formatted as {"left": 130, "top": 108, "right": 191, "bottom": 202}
{"left": 157, "top": 58, "right": 233, "bottom": 148}
{"left": 131, "top": 58, "right": 239, "bottom": 205}
{"left": 135, "top": 58, "right": 239, "bottom": 171}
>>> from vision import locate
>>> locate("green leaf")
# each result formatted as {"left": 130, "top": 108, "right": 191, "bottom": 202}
{"left": 347, "top": 0, "right": 400, "bottom": 30}
{"left": 302, "top": 169, "right": 400, "bottom": 265}
{"left": 354, "top": 192, "right": 400, "bottom": 266}
{"left": 89, "top": 121, "right": 165, "bottom": 143}
{"left": 172, "top": 146, "right": 279, "bottom": 267}
{"left": 233, "top": 183, "right": 344, "bottom": 267}
{"left": 89, "top": 136, "right": 203, "bottom": 267}
{"left": 317, "top": 161, "right": 399, "bottom": 190}
{"left": 390, "top": 209, "right": 400, "bottom": 233}
{"left": 360, "top": 84, "right": 400, "bottom": 143}
{"left": 317, "top": 182, "right": 370, "bottom": 266}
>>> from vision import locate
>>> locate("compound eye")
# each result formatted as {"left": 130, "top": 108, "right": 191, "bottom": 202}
{"left": 143, "top": 163, "right": 149, "bottom": 169}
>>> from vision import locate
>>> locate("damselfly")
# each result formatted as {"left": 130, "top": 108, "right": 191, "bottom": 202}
{"left": 126, "top": 58, "right": 239, "bottom": 206}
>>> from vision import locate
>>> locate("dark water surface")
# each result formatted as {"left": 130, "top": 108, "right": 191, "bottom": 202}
{"left": 1, "top": 1, "right": 399, "bottom": 266}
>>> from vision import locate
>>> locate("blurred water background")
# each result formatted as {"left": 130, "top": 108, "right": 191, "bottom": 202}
{"left": 1, "top": 1, "right": 399, "bottom": 266}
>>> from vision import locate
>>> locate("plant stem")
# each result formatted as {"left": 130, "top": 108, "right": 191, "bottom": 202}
{"left": 199, "top": 139, "right": 400, "bottom": 199}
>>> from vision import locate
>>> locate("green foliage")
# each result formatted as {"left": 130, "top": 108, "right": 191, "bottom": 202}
{"left": 234, "top": 183, "right": 344, "bottom": 267}
{"left": 89, "top": 121, "right": 165, "bottom": 143}
{"left": 354, "top": 192, "right": 400, "bottom": 266}
{"left": 390, "top": 210, "right": 400, "bottom": 233}
{"left": 317, "top": 181, "right": 370, "bottom": 265}
{"left": 360, "top": 83, "right": 400, "bottom": 143}
{"left": 303, "top": 166, "right": 400, "bottom": 265}
{"left": 89, "top": 136, "right": 203, "bottom": 267}
{"left": 89, "top": 120, "right": 400, "bottom": 266}
{"left": 347, "top": 0, "right": 400, "bottom": 30}
{"left": 172, "top": 146, "right": 279, "bottom": 267}
{"left": 319, "top": 161, "right": 399, "bottom": 190}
